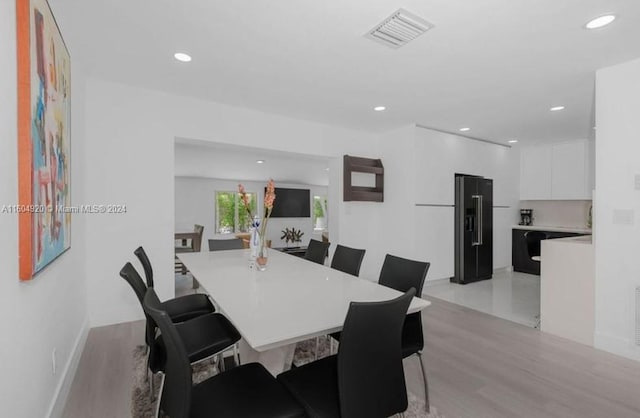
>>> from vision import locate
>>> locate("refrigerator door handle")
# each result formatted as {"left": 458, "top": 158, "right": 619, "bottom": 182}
{"left": 471, "top": 195, "right": 481, "bottom": 246}
{"left": 478, "top": 195, "right": 483, "bottom": 246}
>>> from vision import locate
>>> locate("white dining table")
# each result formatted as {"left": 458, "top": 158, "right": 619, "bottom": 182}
{"left": 178, "top": 249, "right": 431, "bottom": 375}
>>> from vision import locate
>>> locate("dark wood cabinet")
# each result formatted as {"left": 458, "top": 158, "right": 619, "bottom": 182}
{"left": 343, "top": 155, "right": 384, "bottom": 202}
{"left": 512, "top": 229, "right": 585, "bottom": 275}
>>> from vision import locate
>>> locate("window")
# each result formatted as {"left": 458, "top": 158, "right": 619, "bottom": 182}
{"left": 313, "top": 195, "right": 327, "bottom": 230}
{"left": 215, "top": 191, "right": 257, "bottom": 234}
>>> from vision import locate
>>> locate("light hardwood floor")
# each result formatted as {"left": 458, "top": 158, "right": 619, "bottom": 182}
{"left": 63, "top": 296, "right": 640, "bottom": 418}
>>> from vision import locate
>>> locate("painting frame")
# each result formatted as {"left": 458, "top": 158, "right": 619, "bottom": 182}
{"left": 16, "top": 0, "right": 71, "bottom": 280}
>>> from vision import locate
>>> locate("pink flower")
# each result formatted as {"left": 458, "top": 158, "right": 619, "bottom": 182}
{"left": 264, "top": 179, "right": 276, "bottom": 210}
{"left": 259, "top": 180, "right": 276, "bottom": 238}
{"left": 238, "top": 181, "right": 276, "bottom": 238}
{"left": 238, "top": 183, "right": 253, "bottom": 218}
{"left": 264, "top": 179, "right": 276, "bottom": 214}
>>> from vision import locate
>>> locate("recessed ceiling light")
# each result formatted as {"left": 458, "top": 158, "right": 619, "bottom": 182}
{"left": 459, "top": 127, "right": 471, "bottom": 132}
{"left": 325, "top": 168, "right": 330, "bottom": 171}
{"left": 256, "top": 160, "right": 265, "bottom": 164}
{"left": 550, "top": 106, "right": 565, "bottom": 112}
{"left": 374, "top": 106, "right": 386, "bottom": 112}
{"left": 508, "top": 140, "right": 518, "bottom": 143}
{"left": 585, "top": 15, "right": 616, "bottom": 29}
{"left": 174, "top": 52, "right": 192, "bottom": 62}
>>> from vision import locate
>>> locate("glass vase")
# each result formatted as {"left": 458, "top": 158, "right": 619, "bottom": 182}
{"left": 249, "top": 216, "right": 260, "bottom": 263}
{"left": 255, "top": 232, "right": 268, "bottom": 271}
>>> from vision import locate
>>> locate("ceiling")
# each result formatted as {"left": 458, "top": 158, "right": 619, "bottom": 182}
{"left": 53, "top": 0, "right": 640, "bottom": 144}
{"left": 174, "top": 139, "right": 330, "bottom": 186}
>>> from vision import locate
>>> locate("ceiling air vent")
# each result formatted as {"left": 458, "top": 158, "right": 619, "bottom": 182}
{"left": 365, "top": 8, "right": 433, "bottom": 49}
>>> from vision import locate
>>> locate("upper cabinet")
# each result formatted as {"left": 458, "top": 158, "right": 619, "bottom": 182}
{"left": 520, "top": 146, "right": 553, "bottom": 200}
{"left": 520, "top": 139, "right": 593, "bottom": 200}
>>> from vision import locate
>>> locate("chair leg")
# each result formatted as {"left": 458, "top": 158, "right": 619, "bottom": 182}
{"left": 146, "top": 351, "right": 155, "bottom": 396}
{"left": 145, "top": 352, "right": 150, "bottom": 382}
{"left": 218, "top": 353, "right": 226, "bottom": 372}
{"left": 234, "top": 344, "right": 241, "bottom": 366}
{"left": 154, "top": 373, "right": 165, "bottom": 418}
{"left": 417, "top": 351, "right": 430, "bottom": 413}
{"left": 149, "top": 369, "right": 155, "bottom": 398}
{"left": 314, "top": 336, "right": 320, "bottom": 360}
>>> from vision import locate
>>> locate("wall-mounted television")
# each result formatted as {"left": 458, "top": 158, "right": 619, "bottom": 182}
{"left": 269, "top": 187, "right": 310, "bottom": 218}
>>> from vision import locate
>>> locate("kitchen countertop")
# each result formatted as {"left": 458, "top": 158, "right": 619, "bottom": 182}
{"left": 512, "top": 225, "right": 592, "bottom": 234}
{"left": 546, "top": 235, "right": 593, "bottom": 245}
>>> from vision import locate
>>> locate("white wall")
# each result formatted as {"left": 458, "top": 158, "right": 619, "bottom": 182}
{"left": 175, "top": 177, "right": 327, "bottom": 247}
{"left": 594, "top": 57, "right": 640, "bottom": 361}
{"left": 413, "top": 128, "right": 520, "bottom": 280}
{"left": 373, "top": 125, "right": 420, "bottom": 276}
{"left": 0, "top": 1, "right": 88, "bottom": 416}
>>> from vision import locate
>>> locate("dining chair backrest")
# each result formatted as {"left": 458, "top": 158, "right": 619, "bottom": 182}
{"left": 208, "top": 238, "right": 244, "bottom": 251}
{"left": 134, "top": 246, "right": 154, "bottom": 288}
{"left": 337, "top": 288, "right": 415, "bottom": 417}
{"left": 192, "top": 224, "right": 204, "bottom": 252}
{"left": 119, "top": 262, "right": 155, "bottom": 348}
{"left": 330, "top": 244, "right": 366, "bottom": 277}
{"left": 304, "top": 239, "right": 330, "bottom": 265}
{"left": 143, "top": 288, "right": 192, "bottom": 418}
{"left": 378, "top": 254, "right": 430, "bottom": 356}
{"left": 378, "top": 254, "right": 430, "bottom": 296}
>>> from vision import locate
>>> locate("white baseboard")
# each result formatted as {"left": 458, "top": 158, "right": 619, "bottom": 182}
{"left": 47, "top": 318, "right": 90, "bottom": 418}
{"left": 594, "top": 331, "right": 640, "bottom": 362}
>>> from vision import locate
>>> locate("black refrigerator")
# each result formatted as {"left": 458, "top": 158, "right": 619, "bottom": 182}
{"left": 451, "top": 174, "right": 493, "bottom": 284}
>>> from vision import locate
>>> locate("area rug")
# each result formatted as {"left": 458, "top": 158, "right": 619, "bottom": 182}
{"left": 132, "top": 343, "right": 444, "bottom": 417}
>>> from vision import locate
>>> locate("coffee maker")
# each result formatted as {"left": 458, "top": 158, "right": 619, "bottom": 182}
{"left": 520, "top": 209, "right": 533, "bottom": 226}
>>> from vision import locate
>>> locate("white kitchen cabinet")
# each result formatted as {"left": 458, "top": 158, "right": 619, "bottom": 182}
{"left": 551, "top": 141, "right": 587, "bottom": 199}
{"left": 520, "top": 145, "right": 552, "bottom": 200}
{"left": 520, "top": 139, "right": 592, "bottom": 200}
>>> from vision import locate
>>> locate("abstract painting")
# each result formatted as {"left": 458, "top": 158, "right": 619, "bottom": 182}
{"left": 17, "top": 0, "right": 71, "bottom": 280}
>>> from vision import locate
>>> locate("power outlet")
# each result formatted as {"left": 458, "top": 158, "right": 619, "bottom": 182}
{"left": 51, "top": 348, "right": 57, "bottom": 375}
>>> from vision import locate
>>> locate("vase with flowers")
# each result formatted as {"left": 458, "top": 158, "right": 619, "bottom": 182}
{"left": 239, "top": 180, "right": 276, "bottom": 271}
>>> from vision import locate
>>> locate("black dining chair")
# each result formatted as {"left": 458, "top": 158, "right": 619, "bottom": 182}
{"left": 208, "top": 238, "right": 244, "bottom": 251}
{"left": 142, "top": 290, "right": 306, "bottom": 418}
{"left": 304, "top": 239, "right": 330, "bottom": 265}
{"left": 330, "top": 254, "right": 431, "bottom": 412}
{"left": 134, "top": 246, "right": 215, "bottom": 323}
{"left": 278, "top": 289, "right": 416, "bottom": 418}
{"left": 303, "top": 244, "right": 366, "bottom": 361}
{"left": 119, "top": 263, "right": 241, "bottom": 393}
{"left": 330, "top": 244, "right": 366, "bottom": 277}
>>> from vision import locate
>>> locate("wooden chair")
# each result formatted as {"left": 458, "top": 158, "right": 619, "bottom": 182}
{"left": 175, "top": 224, "right": 204, "bottom": 275}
